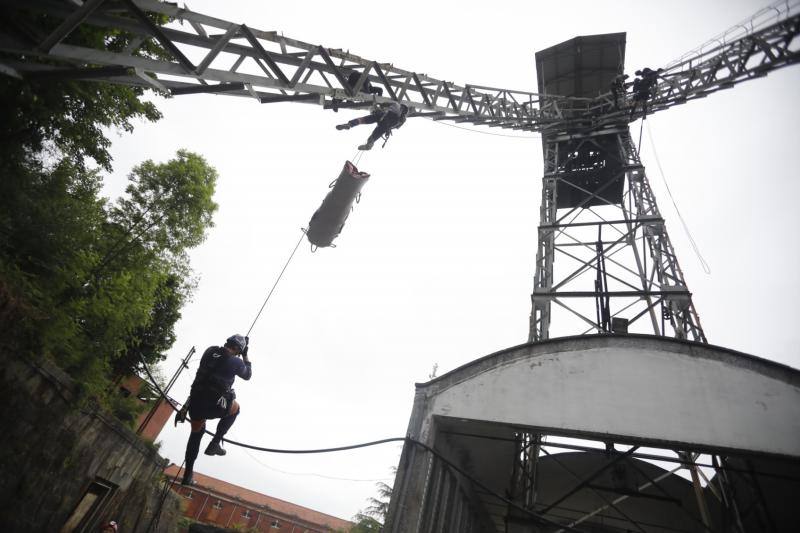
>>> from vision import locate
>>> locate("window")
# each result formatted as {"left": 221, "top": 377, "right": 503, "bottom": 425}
{"left": 271, "top": 519, "right": 281, "bottom": 528}
{"left": 213, "top": 500, "right": 223, "bottom": 510}
{"left": 184, "top": 489, "right": 193, "bottom": 499}
{"left": 60, "top": 479, "right": 116, "bottom": 533}
{"left": 242, "top": 509, "right": 252, "bottom": 519}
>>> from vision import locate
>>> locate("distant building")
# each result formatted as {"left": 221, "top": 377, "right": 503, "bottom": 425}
{"left": 119, "top": 374, "right": 176, "bottom": 441}
{"left": 164, "top": 465, "right": 352, "bottom": 532}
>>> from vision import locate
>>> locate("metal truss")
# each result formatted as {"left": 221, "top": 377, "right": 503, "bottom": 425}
{"left": 498, "top": 430, "right": 781, "bottom": 533}
{"left": 431, "top": 425, "right": 800, "bottom": 532}
{"left": 0, "top": 0, "right": 579, "bottom": 131}
{"left": 578, "top": 3, "right": 800, "bottom": 130}
{"left": 529, "top": 127, "right": 705, "bottom": 342}
{"left": 0, "top": 0, "right": 791, "bottom": 344}
{"left": 0, "top": 0, "right": 797, "bottom": 134}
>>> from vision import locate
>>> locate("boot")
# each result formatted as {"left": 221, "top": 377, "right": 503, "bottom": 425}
{"left": 336, "top": 124, "right": 350, "bottom": 130}
{"left": 358, "top": 140, "right": 374, "bottom": 151}
{"left": 181, "top": 467, "right": 195, "bottom": 485}
{"left": 204, "top": 437, "right": 226, "bottom": 456}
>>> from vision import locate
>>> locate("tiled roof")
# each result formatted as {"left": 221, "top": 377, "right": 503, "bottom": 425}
{"left": 164, "top": 464, "right": 352, "bottom": 530}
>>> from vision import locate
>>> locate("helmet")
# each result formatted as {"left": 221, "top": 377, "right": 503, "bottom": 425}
{"left": 225, "top": 334, "right": 247, "bottom": 352}
{"left": 400, "top": 104, "right": 411, "bottom": 115}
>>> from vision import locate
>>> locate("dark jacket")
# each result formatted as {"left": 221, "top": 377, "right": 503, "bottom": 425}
{"left": 191, "top": 346, "right": 252, "bottom": 395}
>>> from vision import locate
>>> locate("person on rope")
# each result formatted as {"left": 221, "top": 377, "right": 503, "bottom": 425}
{"left": 180, "top": 334, "right": 252, "bottom": 485}
{"left": 335, "top": 101, "right": 410, "bottom": 150}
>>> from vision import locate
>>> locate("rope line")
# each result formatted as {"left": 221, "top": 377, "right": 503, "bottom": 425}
{"left": 424, "top": 117, "right": 541, "bottom": 139}
{"left": 242, "top": 449, "right": 394, "bottom": 482}
{"left": 645, "top": 121, "right": 711, "bottom": 274}
{"left": 137, "top": 356, "right": 584, "bottom": 531}
{"left": 637, "top": 117, "right": 645, "bottom": 154}
{"left": 139, "top": 355, "right": 800, "bottom": 532}
{"left": 147, "top": 460, "right": 185, "bottom": 532}
{"left": 245, "top": 228, "right": 307, "bottom": 337}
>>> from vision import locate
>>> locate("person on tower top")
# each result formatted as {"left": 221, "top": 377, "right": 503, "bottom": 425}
{"left": 610, "top": 73, "right": 629, "bottom": 110}
{"left": 335, "top": 101, "right": 411, "bottom": 150}
{"left": 630, "top": 67, "right": 663, "bottom": 118}
{"left": 179, "top": 334, "right": 252, "bottom": 486}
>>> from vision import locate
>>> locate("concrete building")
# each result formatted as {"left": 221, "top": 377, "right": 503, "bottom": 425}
{"left": 385, "top": 335, "right": 800, "bottom": 531}
{"left": 164, "top": 465, "right": 352, "bottom": 532}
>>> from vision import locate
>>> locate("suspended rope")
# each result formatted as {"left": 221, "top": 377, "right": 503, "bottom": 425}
{"left": 637, "top": 116, "right": 645, "bottom": 154}
{"left": 147, "top": 459, "right": 185, "bottom": 532}
{"left": 136, "top": 356, "right": 583, "bottom": 532}
{"left": 242, "top": 449, "right": 394, "bottom": 483}
{"left": 245, "top": 228, "right": 307, "bottom": 337}
{"left": 353, "top": 148, "right": 366, "bottom": 167}
{"left": 645, "top": 121, "right": 711, "bottom": 274}
{"left": 425, "top": 117, "right": 540, "bottom": 139}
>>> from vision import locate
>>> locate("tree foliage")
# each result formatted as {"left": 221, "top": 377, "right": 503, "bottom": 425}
{"left": 0, "top": 10, "right": 219, "bottom": 413}
{"left": 351, "top": 476, "right": 394, "bottom": 532}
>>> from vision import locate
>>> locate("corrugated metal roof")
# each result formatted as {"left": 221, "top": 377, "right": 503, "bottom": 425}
{"left": 535, "top": 32, "right": 627, "bottom": 98}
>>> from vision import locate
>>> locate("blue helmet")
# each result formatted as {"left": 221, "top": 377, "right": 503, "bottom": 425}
{"left": 225, "top": 334, "right": 247, "bottom": 352}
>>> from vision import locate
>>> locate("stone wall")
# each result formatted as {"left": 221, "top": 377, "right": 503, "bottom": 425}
{"left": 0, "top": 354, "right": 182, "bottom": 532}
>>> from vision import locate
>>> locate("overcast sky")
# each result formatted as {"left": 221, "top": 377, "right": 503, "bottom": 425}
{"left": 101, "top": 0, "right": 799, "bottom": 521}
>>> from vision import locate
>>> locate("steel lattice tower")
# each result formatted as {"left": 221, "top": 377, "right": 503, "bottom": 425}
{"left": 529, "top": 34, "right": 706, "bottom": 343}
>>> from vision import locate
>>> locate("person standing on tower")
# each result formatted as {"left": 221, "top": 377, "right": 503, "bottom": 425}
{"left": 630, "top": 67, "right": 663, "bottom": 118}
{"left": 179, "top": 334, "right": 252, "bottom": 485}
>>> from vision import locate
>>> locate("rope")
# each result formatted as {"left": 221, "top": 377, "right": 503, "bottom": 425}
{"left": 637, "top": 117, "right": 645, "bottom": 154}
{"left": 242, "top": 449, "right": 395, "bottom": 482}
{"left": 147, "top": 460, "right": 185, "bottom": 532}
{"left": 645, "top": 121, "right": 711, "bottom": 274}
{"left": 245, "top": 228, "right": 307, "bottom": 337}
{"left": 136, "top": 356, "right": 584, "bottom": 531}
{"left": 424, "top": 117, "right": 540, "bottom": 139}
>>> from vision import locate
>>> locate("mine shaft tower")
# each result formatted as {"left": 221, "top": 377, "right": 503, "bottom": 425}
{"left": 0, "top": 0, "right": 795, "bottom": 344}
{"left": 528, "top": 33, "right": 705, "bottom": 343}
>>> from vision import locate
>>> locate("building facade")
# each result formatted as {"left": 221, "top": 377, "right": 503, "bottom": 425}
{"left": 164, "top": 465, "right": 352, "bottom": 532}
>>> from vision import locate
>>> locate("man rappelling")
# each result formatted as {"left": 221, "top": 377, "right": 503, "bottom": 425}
{"left": 335, "top": 101, "right": 411, "bottom": 150}
{"left": 178, "top": 334, "right": 252, "bottom": 485}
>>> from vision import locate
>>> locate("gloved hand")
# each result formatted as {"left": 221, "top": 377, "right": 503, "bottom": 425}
{"left": 174, "top": 404, "right": 189, "bottom": 426}
{"left": 242, "top": 336, "right": 249, "bottom": 358}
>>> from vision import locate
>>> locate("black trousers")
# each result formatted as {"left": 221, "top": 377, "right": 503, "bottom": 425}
{"left": 349, "top": 111, "right": 400, "bottom": 143}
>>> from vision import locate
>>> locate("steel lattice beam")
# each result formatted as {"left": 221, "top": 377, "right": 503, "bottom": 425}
{"left": 1, "top": 0, "right": 796, "bottom": 133}
{"left": 0, "top": 0, "right": 576, "bottom": 131}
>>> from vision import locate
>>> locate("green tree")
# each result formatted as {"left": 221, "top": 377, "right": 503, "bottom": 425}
{"left": 0, "top": 7, "right": 168, "bottom": 172}
{"left": 349, "top": 514, "right": 383, "bottom": 533}
{"left": 0, "top": 150, "right": 217, "bottom": 403}
{"left": 351, "top": 477, "right": 394, "bottom": 532}
{"left": 0, "top": 2, "right": 217, "bottom": 420}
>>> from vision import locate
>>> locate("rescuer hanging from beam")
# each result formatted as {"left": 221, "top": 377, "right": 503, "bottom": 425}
{"left": 177, "top": 334, "right": 252, "bottom": 485}
{"left": 335, "top": 101, "right": 411, "bottom": 150}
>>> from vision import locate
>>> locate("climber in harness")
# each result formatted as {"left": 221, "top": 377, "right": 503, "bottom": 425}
{"left": 335, "top": 101, "right": 411, "bottom": 150}
{"left": 177, "top": 334, "right": 252, "bottom": 485}
{"left": 630, "top": 67, "right": 663, "bottom": 118}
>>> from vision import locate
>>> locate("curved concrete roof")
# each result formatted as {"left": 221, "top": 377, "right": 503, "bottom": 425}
{"left": 413, "top": 335, "right": 800, "bottom": 458}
